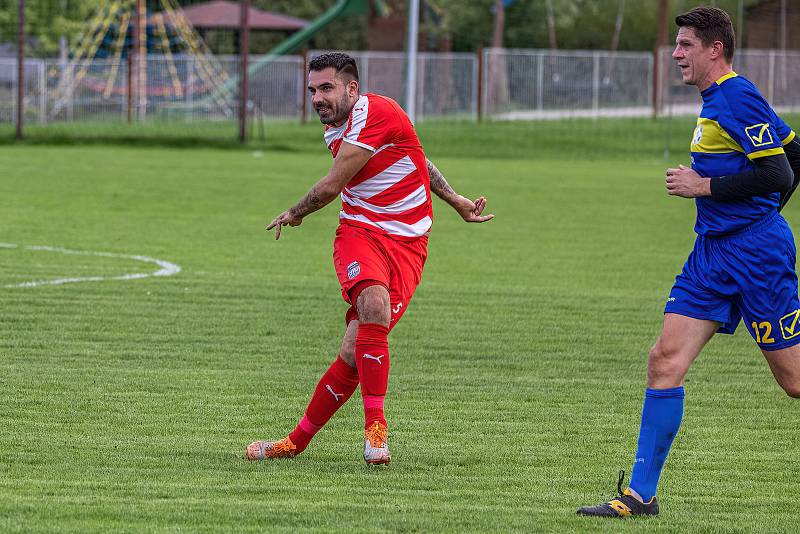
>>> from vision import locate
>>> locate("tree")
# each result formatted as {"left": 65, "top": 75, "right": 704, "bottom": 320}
{"left": 422, "top": 0, "right": 762, "bottom": 53}
{"left": 0, "top": 0, "right": 98, "bottom": 57}
{"left": 4, "top": 0, "right": 766, "bottom": 58}
{"left": 488, "top": 0, "right": 510, "bottom": 109}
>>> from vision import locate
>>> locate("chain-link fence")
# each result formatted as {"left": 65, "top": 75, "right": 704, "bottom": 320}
{"left": 6, "top": 48, "right": 800, "bottom": 126}
{"left": 482, "top": 48, "right": 654, "bottom": 119}
{"left": 659, "top": 46, "right": 800, "bottom": 117}
{"left": 1, "top": 51, "right": 478, "bottom": 125}
{"left": 308, "top": 50, "right": 478, "bottom": 121}
{"left": 3, "top": 47, "right": 799, "bottom": 158}
{"left": 0, "top": 58, "right": 46, "bottom": 124}
{"left": 0, "top": 54, "right": 306, "bottom": 124}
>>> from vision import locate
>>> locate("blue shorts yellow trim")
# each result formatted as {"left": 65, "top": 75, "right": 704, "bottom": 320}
{"left": 665, "top": 212, "right": 800, "bottom": 350}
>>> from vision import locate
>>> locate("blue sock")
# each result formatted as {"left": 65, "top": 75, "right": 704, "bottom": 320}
{"left": 628, "top": 386, "right": 684, "bottom": 502}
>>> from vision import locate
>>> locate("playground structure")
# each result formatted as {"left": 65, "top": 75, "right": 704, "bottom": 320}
{"left": 49, "top": 0, "right": 235, "bottom": 120}
{"left": 204, "top": 0, "right": 382, "bottom": 104}
{"left": 47, "top": 0, "right": 382, "bottom": 122}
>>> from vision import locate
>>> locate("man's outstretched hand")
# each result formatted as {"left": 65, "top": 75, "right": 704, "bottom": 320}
{"left": 454, "top": 195, "right": 495, "bottom": 223}
{"left": 266, "top": 210, "right": 303, "bottom": 240}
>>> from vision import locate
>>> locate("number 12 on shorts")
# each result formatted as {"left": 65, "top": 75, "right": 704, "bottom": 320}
{"left": 751, "top": 321, "right": 775, "bottom": 344}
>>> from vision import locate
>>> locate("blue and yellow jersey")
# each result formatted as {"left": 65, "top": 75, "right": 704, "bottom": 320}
{"left": 690, "top": 72, "right": 796, "bottom": 236}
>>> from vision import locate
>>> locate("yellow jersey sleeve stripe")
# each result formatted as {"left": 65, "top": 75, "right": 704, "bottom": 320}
{"left": 783, "top": 131, "right": 796, "bottom": 145}
{"left": 715, "top": 71, "right": 738, "bottom": 85}
{"left": 748, "top": 147, "right": 785, "bottom": 159}
{"left": 692, "top": 117, "right": 745, "bottom": 153}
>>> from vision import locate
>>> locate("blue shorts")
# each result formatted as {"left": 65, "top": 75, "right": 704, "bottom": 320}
{"left": 665, "top": 212, "right": 800, "bottom": 350}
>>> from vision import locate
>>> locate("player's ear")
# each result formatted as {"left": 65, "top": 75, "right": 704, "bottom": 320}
{"left": 348, "top": 79, "right": 359, "bottom": 97}
{"left": 711, "top": 40, "right": 724, "bottom": 60}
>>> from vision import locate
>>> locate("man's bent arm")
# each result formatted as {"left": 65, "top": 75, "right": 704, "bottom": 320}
{"left": 709, "top": 153, "right": 793, "bottom": 202}
{"left": 779, "top": 136, "right": 800, "bottom": 210}
{"left": 427, "top": 158, "right": 460, "bottom": 206}
{"left": 426, "top": 158, "right": 494, "bottom": 223}
{"left": 267, "top": 142, "right": 373, "bottom": 239}
{"left": 289, "top": 142, "right": 373, "bottom": 219}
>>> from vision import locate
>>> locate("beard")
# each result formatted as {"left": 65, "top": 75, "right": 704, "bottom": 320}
{"left": 315, "top": 93, "right": 351, "bottom": 125}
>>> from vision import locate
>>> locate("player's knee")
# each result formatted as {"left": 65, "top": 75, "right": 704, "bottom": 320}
{"left": 647, "top": 341, "right": 684, "bottom": 384}
{"left": 780, "top": 382, "right": 800, "bottom": 399}
{"left": 647, "top": 341, "right": 673, "bottom": 369}
{"left": 355, "top": 285, "right": 390, "bottom": 326}
{"left": 340, "top": 342, "right": 356, "bottom": 367}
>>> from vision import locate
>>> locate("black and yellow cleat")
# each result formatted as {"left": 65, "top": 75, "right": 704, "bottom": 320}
{"left": 577, "top": 471, "right": 659, "bottom": 518}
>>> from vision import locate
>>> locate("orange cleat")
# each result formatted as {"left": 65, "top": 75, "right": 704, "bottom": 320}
{"left": 363, "top": 422, "right": 390, "bottom": 465}
{"left": 245, "top": 436, "right": 297, "bottom": 460}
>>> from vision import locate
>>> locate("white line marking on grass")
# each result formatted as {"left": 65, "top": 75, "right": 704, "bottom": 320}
{"left": 1, "top": 244, "right": 181, "bottom": 288}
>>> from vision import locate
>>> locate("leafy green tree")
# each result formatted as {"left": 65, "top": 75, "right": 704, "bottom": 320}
{"left": 0, "top": 0, "right": 769, "bottom": 57}
{"left": 0, "top": 0, "right": 98, "bottom": 57}
{"left": 418, "top": 0, "right": 763, "bottom": 53}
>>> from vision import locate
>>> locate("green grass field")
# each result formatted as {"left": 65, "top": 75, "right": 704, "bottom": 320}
{"left": 2, "top": 120, "right": 800, "bottom": 532}
{"left": 0, "top": 114, "right": 704, "bottom": 159}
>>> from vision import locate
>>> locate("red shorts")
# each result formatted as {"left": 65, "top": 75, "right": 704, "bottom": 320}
{"left": 333, "top": 224, "right": 428, "bottom": 331}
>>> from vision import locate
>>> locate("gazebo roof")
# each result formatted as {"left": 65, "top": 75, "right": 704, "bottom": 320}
{"left": 168, "top": 1, "right": 309, "bottom": 31}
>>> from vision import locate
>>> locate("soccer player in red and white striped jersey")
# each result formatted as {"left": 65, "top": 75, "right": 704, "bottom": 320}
{"left": 246, "top": 52, "right": 493, "bottom": 465}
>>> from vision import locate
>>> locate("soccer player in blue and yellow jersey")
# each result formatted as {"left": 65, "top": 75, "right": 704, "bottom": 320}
{"left": 578, "top": 6, "right": 800, "bottom": 518}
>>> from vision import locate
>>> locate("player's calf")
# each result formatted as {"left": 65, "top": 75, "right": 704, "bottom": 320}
{"left": 762, "top": 344, "right": 800, "bottom": 398}
{"left": 776, "top": 378, "right": 800, "bottom": 398}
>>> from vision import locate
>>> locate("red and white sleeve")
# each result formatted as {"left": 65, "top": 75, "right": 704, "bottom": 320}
{"left": 343, "top": 97, "right": 397, "bottom": 152}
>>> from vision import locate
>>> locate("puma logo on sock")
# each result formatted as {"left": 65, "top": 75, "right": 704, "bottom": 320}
{"left": 326, "top": 384, "right": 344, "bottom": 401}
{"left": 363, "top": 353, "right": 385, "bottom": 364}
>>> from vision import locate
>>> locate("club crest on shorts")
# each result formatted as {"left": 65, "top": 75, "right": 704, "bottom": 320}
{"left": 347, "top": 261, "right": 361, "bottom": 280}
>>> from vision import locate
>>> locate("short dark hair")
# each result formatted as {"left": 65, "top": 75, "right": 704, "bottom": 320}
{"left": 308, "top": 52, "right": 359, "bottom": 82}
{"left": 675, "top": 6, "right": 735, "bottom": 63}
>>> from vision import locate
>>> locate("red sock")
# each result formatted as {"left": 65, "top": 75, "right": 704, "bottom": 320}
{"left": 288, "top": 355, "right": 358, "bottom": 454}
{"left": 354, "top": 322, "right": 390, "bottom": 428}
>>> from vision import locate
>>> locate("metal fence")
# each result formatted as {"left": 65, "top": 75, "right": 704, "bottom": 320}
{"left": 659, "top": 46, "right": 800, "bottom": 116}
{"left": 0, "top": 58, "right": 46, "bottom": 124}
{"left": 482, "top": 48, "right": 654, "bottom": 119}
{"left": 308, "top": 50, "right": 478, "bottom": 120}
{"left": 0, "top": 55, "right": 306, "bottom": 124}
{"left": 2, "top": 48, "right": 800, "bottom": 127}
{"left": 0, "top": 52, "right": 477, "bottom": 125}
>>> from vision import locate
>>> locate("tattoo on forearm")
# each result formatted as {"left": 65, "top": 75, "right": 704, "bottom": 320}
{"left": 291, "top": 186, "right": 328, "bottom": 219}
{"left": 427, "top": 159, "right": 456, "bottom": 200}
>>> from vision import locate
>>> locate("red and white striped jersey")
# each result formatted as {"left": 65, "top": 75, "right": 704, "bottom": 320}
{"left": 324, "top": 93, "right": 432, "bottom": 240}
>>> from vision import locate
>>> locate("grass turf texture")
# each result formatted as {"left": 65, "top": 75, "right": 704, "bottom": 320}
{"left": 2, "top": 122, "right": 800, "bottom": 532}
